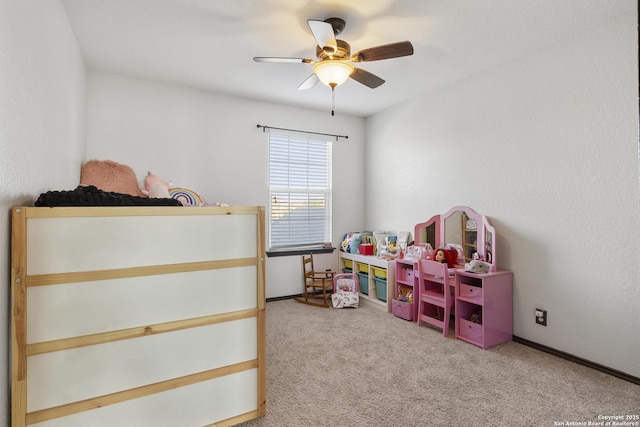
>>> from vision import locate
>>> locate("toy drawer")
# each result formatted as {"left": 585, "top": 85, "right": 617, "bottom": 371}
{"left": 392, "top": 299, "right": 414, "bottom": 321}
{"left": 459, "top": 318, "right": 483, "bottom": 343}
{"left": 459, "top": 283, "right": 483, "bottom": 300}
{"left": 399, "top": 267, "right": 414, "bottom": 282}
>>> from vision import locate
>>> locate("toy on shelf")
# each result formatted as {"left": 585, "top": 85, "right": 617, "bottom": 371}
{"left": 396, "top": 285, "right": 413, "bottom": 304}
{"left": 464, "top": 259, "right": 491, "bottom": 274}
{"left": 470, "top": 310, "right": 482, "bottom": 324}
{"left": 404, "top": 243, "right": 433, "bottom": 261}
{"left": 142, "top": 171, "right": 171, "bottom": 199}
{"left": 169, "top": 187, "right": 203, "bottom": 206}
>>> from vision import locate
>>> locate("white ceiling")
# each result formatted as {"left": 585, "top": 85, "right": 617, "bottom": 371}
{"left": 60, "top": 0, "right": 634, "bottom": 117}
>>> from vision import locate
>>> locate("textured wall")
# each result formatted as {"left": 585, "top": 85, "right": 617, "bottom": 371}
{"left": 85, "top": 72, "right": 366, "bottom": 298}
{"left": 366, "top": 11, "right": 639, "bottom": 376}
{"left": 0, "top": 0, "right": 87, "bottom": 423}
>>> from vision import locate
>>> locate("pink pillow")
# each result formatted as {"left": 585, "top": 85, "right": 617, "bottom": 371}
{"left": 80, "top": 160, "right": 144, "bottom": 197}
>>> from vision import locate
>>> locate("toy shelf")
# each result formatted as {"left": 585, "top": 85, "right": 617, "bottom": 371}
{"left": 393, "top": 258, "right": 418, "bottom": 321}
{"left": 339, "top": 252, "right": 394, "bottom": 312}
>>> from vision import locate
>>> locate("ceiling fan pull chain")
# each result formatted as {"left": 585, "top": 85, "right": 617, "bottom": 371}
{"left": 330, "top": 83, "right": 336, "bottom": 116}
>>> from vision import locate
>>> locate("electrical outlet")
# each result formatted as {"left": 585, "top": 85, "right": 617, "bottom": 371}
{"left": 535, "top": 308, "right": 547, "bottom": 326}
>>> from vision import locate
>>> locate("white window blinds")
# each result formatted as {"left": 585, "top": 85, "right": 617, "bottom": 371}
{"left": 269, "top": 132, "right": 332, "bottom": 250}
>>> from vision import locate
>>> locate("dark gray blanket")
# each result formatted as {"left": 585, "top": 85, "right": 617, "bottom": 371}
{"left": 35, "top": 185, "right": 183, "bottom": 207}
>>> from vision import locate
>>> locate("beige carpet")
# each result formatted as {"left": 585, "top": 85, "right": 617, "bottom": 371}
{"left": 239, "top": 299, "right": 639, "bottom": 427}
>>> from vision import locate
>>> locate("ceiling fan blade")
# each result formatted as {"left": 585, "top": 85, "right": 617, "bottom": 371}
{"left": 298, "top": 74, "right": 320, "bottom": 90}
{"left": 350, "top": 68, "right": 385, "bottom": 89}
{"left": 307, "top": 19, "right": 337, "bottom": 54}
{"left": 351, "top": 41, "right": 414, "bottom": 62}
{"left": 253, "top": 57, "right": 313, "bottom": 63}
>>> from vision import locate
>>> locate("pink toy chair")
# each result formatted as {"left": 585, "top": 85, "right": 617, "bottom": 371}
{"left": 331, "top": 273, "right": 360, "bottom": 309}
{"left": 416, "top": 259, "right": 455, "bottom": 336}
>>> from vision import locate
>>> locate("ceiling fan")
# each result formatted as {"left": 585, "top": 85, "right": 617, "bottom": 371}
{"left": 253, "top": 17, "right": 414, "bottom": 114}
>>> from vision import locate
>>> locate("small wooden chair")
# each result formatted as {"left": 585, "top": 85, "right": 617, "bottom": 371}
{"left": 294, "top": 254, "right": 335, "bottom": 307}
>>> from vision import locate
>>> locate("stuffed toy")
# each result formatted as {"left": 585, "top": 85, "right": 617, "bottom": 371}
{"left": 464, "top": 259, "right": 491, "bottom": 274}
{"left": 142, "top": 171, "right": 171, "bottom": 199}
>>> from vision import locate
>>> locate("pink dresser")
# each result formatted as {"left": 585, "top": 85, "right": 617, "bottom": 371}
{"left": 455, "top": 269, "right": 513, "bottom": 349}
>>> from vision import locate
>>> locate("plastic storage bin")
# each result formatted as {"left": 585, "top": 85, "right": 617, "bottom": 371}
{"left": 357, "top": 262, "right": 369, "bottom": 273}
{"left": 343, "top": 259, "right": 353, "bottom": 270}
{"left": 356, "top": 272, "right": 369, "bottom": 295}
{"left": 372, "top": 266, "right": 387, "bottom": 279}
{"left": 374, "top": 277, "right": 387, "bottom": 302}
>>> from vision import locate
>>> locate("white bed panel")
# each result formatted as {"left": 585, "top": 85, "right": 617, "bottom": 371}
{"left": 31, "top": 369, "right": 258, "bottom": 427}
{"left": 27, "top": 266, "right": 257, "bottom": 343}
{"left": 27, "top": 317, "right": 257, "bottom": 412}
{"left": 26, "top": 214, "right": 257, "bottom": 274}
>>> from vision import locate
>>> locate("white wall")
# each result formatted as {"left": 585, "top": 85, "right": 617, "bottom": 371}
{"left": 85, "top": 72, "right": 366, "bottom": 298}
{"left": 366, "top": 11, "right": 639, "bottom": 377}
{"left": 0, "top": 0, "right": 87, "bottom": 423}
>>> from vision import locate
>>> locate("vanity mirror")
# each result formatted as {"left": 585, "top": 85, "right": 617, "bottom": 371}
{"left": 413, "top": 206, "right": 496, "bottom": 266}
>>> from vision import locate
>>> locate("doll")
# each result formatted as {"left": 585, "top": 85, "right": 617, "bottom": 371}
{"left": 434, "top": 248, "right": 457, "bottom": 268}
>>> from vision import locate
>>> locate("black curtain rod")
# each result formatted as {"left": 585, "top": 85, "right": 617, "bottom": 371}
{"left": 256, "top": 124, "right": 348, "bottom": 140}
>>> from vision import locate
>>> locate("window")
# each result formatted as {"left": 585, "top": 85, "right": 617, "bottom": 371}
{"left": 268, "top": 132, "right": 332, "bottom": 251}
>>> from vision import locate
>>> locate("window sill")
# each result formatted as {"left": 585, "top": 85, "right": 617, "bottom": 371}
{"left": 266, "top": 247, "right": 336, "bottom": 258}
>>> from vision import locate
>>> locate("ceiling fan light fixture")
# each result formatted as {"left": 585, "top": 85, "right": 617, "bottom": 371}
{"left": 313, "top": 61, "right": 354, "bottom": 87}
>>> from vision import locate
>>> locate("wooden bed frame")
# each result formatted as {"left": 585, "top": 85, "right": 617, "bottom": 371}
{"left": 11, "top": 206, "right": 266, "bottom": 427}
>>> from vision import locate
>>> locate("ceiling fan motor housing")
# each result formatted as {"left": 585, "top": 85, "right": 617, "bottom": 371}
{"left": 316, "top": 39, "right": 351, "bottom": 60}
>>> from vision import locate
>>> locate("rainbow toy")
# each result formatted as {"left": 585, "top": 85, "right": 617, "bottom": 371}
{"left": 169, "top": 187, "right": 203, "bottom": 206}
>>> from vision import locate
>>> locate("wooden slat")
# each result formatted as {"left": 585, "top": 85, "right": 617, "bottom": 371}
{"left": 11, "top": 208, "right": 27, "bottom": 427}
{"left": 26, "top": 257, "right": 258, "bottom": 287}
{"left": 27, "top": 308, "right": 258, "bottom": 355}
{"left": 206, "top": 409, "right": 263, "bottom": 427}
{"left": 25, "top": 360, "right": 259, "bottom": 425}
{"left": 255, "top": 207, "right": 267, "bottom": 417}
{"left": 11, "top": 207, "right": 27, "bottom": 427}
{"left": 22, "top": 205, "right": 260, "bottom": 219}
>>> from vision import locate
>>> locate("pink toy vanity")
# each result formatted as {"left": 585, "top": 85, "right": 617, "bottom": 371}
{"left": 394, "top": 206, "right": 512, "bottom": 349}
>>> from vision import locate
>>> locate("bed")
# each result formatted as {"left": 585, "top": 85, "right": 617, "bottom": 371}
{"left": 11, "top": 205, "right": 266, "bottom": 427}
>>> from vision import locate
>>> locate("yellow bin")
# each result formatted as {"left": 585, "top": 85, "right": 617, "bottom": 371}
{"left": 372, "top": 266, "right": 387, "bottom": 279}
